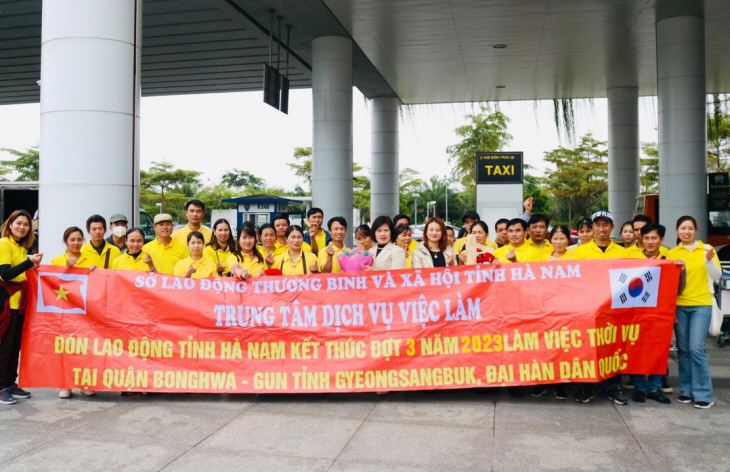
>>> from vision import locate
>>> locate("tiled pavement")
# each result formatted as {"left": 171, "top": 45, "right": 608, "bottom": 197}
{"left": 2, "top": 340, "right": 730, "bottom": 471}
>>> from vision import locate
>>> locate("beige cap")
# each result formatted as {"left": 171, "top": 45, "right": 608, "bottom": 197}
{"left": 153, "top": 213, "right": 173, "bottom": 224}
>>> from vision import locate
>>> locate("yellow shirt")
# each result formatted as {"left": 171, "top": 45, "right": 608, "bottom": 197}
{"left": 408, "top": 239, "right": 418, "bottom": 253}
{"left": 80, "top": 241, "right": 121, "bottom": 269}
{"left": 273, "top": 250, "right": 319, "bottom": 276}
{"left": 226, "top": 253, "right": 267, "bottom": 277}
{"left": 50, "top": 252, "right": 95, "bottom": 268}
{"left": 454, "top": 237, "right": 497, "bottom": 254}
{"left": 318, "top": 245, "right": 348, "bottom": 273}
{"left": 668, "top": 241, "right": 722, "bottom": 306}
{"left": 494, "top": 243, "right": 542, "bottom": 263}
{"left": 204, "top": 246, "right": 234, "bottom": 274}
{"left": 143, "top": 238, "right": 188, "bottom": 275}
{"left": 0, "top": 237, "right": 29, "bottom": 309}
{"left": 542, "top": 248, "right": 575, "bottom": 261}
{"left": 174, "top": 256, "right": 218, "bottom": 279}
{"left": 626, "top": 244, "right": 669, "bottom": 259}
{"left": 111, "top": 251, "right": 151, "bottom": 272}
{"left": 307, "top": 230, "right": 329, "bottom": 255}
{"left": 172, "top": 224, "right": 212, "bottom": 247}
{"left": 572, "top": 240, "right": 628, "bottom": 260}
{"left": 526, "top": 239, "right": 554, "bottom": 259}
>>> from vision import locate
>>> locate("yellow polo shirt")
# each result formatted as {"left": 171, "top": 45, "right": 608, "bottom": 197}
{"left": 494, "top": 243, "right": 541, "bottom": 263}
{"left": 174, "top": 256, "right": 218, "bottom": 279}
{"left": 307, "top": 230, "right": 328, "bottom": 255}
{"left": 112, "top": 251, "right": 151, "bottom": 272}
{"left": 543, "top": 248, "right": 575, "bottom": 261}
{"left": 143, "top": 238, "right": 188, "bottom": 275}
{"left": 204, "top": 246, "right": 234, "bottom": 274}
{"left": 172, "top": 224, "right": 212, "bottom": 247}
{"left": 318, "top": 245, "right": 348, "bottom": 273}
{"left": 80, "top": 241, "right": 121, "bottom": 269}
{"left": 668, "top": 242, "right": 722, "bottom": 306}
{"left": 226, "top": 253, "right": 267, "bottom": 278}
{"left": 50, "top": 252, "right": 95, "bottom": 268}
{"left": 454, "top": 237, "right": 497, "bottom": 254}
{"left": 526, "top": 239, "right": 554, "bottom": 259}
{"left": 573, "top": 240, "right": 628, "bottom": 260}
{"left": 274, "top": 250, "right": 318, "bottom": 276}
{"left": 626, "top": 244, "right": 669, "bottom": 259}
{"left": 0, "top": 237, "right": 29, "bottom": 309}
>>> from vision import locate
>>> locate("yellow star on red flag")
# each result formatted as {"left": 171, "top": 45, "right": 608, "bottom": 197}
{"left": 54, "top": 285, "right": 70, "bottom": 301}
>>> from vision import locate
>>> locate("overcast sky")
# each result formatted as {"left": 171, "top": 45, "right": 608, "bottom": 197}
{"left": 0, "top": 88, "right": 660, "bottom": 192}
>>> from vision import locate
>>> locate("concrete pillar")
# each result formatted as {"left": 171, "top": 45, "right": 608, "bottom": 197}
{"left": 40, "top": 0, "right": 141, "bottom": 257}
{"left": 607, "top": 86, "right": 640, "bottom": 237}
{"left": 370, "top": 97, "right": 399, "bottom": 221}
{"left": 311, "top": 37, "right": 353, "bottom": 236}
{"left": 656, "top": 3, "right": 706, "bottom": 239}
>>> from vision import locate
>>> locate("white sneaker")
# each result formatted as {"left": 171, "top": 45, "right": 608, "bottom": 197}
{"left": 58, "top": 389, "right": 71, "bottom": 398}
{"left": 80, "top": 390, "right": 96, "bottom": 396}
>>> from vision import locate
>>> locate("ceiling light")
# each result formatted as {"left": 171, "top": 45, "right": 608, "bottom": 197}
{"left": 493, "top": 44, "right": 506, "bottom": 49}
{"left": 496, "top": 85, "right": 506, "bottom": 89}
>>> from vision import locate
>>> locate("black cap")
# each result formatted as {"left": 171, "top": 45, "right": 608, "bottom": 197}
{"left": 461, "top": 211, "right": 480, "bottom": 223}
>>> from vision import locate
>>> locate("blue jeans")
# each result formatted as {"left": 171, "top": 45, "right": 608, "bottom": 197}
{"left": 631, "top": 374, "right": 661, "bottom": 393}
{"left": 674, "top": 305, "right": 713, "bottom": 402}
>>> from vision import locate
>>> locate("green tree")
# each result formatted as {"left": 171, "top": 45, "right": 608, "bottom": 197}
{"left": 288, "top": 146, "right": 312, "bottom": 191}
{"left": 412, "top": 176, "right": 469, "bottom": 225}
{"left": 541, "top": 133, "right": 608, "bottom": 227}
{"left": 640, "top": 142, "right": 659, "bottom": 194}
{"left": 523, "top": 164, "right": 550, "bottom": 215}
{"left": 446, "top": 105, "right": 512, "bottom": 195}
{"left": 0, "top": 146, "right": 39, "bottom": 181}
{"left": 707, "top": 112, "right": 730, "bottom": 172}
{"left": 399, "top": 168, "right": 426, "bottom": 222}
{"left": 221, "top": 169, "right": 266, "bottom": 190}
{"left": 140, "top": 161, "right": 202, "bottom": 220}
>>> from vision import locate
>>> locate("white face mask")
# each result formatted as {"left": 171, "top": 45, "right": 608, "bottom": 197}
{"left": 112, "top": 226, "right": 127, "bottom": 238}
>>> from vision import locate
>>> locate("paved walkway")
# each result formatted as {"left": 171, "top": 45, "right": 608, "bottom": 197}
{"left": 1, "top": 340, "right": 729, "bottom": 472}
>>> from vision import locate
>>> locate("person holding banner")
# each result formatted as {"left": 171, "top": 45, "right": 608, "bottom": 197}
{"left": 319, "top": 217, "right": 348, "bottom": 273}
{"left": 274, "top": 225, "right": 319, "bottom": 275}
{"left": 394, "top": 224, "right": 414, "bottom": 268}
{"left": 174, "top": 231, "right": 217, "bottom": 279}
{"left": 143, "top": 213, "right": 188, "bottom": 275}
{"left": 493, "top": 219, "right": 541, "bottom": 263}
{"left": 205, "top": 219, "right": 236, "bottom": 276}
{"left": 0, "top": 209, "right": 42, "bottom": 405}
{"left": 228, "top": 225, "right": 266, "bottom": 280}
{"left": 668, "top": 215, "right": 721, "bottom": 409}
{"left": 50, "top": 227, "right": 94, "bottom": 268}
{"left": 81, "top": 215, "right": 121, "bottom": 270}
{"left": 111, "top": 228, "right": 156, "bottom": 272}
{"left": 355, "top": 225, "right": 373, "bottom": 251}
{"left": 412, "top": 217, "right": 455, "bottom": 268}
{"left": 458, "top": 221, "right": 498, "bottom": 265}
{"left": 367, "top": 216, "right": 406, "bottom": 271}
{"left": 573, "top": 211, "right": 628, "bottom": 405}
{"left": 454, "top": 219, "right": 497, "bottom": 256}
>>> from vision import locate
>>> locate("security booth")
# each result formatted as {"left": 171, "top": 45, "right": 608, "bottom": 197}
{"left": 222, "top": 194, "right": 305, "bottom": 229}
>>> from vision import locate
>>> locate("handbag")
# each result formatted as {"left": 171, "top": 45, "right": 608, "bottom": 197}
{"left": 707, "top": 247, "right": 723, "bottom": 336}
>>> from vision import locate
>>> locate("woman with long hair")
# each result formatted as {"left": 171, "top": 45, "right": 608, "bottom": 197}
{"left": 667, "top": 216, "right": 721, "bottom": 409}
{"left": 0, "top": 210, "right": 43, "bottom": 405}
{"left": 228, "top": 225, "right": 266, "bottom": 280}
{"left": 412, "top": 217, "right": 456, "bottom": 268}
{"left": 205, "top": 219, "right": 236, "bottom": 276}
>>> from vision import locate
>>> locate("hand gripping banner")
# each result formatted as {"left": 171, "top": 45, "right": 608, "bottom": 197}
{"left": 20, "top": 259, "right": 680, "bottom": 393}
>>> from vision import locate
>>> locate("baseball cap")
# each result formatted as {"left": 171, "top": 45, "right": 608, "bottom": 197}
{"left": 154, "top": 213, "right": 173, "bottom": 224}
{"left": 590, "top": 210, "right": 613, "bottom": 224}
{"left": 110, "top": 213, "right": 128, "bottom": 224}
{"left": 462, "top": 211, "right": 480, "bottom": 222}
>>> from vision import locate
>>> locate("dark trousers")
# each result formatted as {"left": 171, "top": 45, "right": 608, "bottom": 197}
{"left": 0, "top": 309, "right": 24, "bottom": 389}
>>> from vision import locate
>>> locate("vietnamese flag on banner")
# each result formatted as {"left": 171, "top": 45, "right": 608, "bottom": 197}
{"left": 36, "top": 272, "right": 88, "bottom": 314}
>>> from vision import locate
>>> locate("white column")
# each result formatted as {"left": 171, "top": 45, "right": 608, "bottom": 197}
{"left": 370, "top": 97, "right": 399, "bottom": 220}
{"left": 657, "top": 11, "right": 706, "bottom": 239}
{"left": 311, "top": 37, "right": 353, "bottom": 236}
{"left": 40, "top": 0, "right": 141, "bottom": 257}
{"left": 607, "top": 86, "right": 640, "bottom": 237}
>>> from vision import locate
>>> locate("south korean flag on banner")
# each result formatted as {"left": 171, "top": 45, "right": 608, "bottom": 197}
{"left": 609, "top": 267, "right": 661, "bottom": 309}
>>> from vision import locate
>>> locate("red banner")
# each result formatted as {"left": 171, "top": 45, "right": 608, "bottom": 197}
{"left": 20, "top": 260, "right": 680, "bottom": 393}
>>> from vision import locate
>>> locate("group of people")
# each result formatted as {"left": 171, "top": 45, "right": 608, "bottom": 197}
{"left": 0, "top": 197, "right": 720, "bottom": 410}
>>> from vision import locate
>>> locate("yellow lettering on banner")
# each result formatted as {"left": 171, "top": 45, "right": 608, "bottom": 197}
{"left": 93, "top": 338, "right": 123, "bottom": 356}
{"left": 370, "top": 339, "right": 402, "bottom": 358}
{"left": 325, "top": 340, "right": 366, "bottom": 359}
{"left": 178, "top": 340, "right": 216, "bottom": 359}
{"left": 292, "top": 370, "right": 330, "bottom": 390}
{"left": 72, "top": 367, "right": 97, "bottom": 387}
{"left": 247, "top": 341, "right": 285, "bottom": 359}
{"left": 152, "top": 371, "right": 236, "bottom": 390}
{"left": 503, "top": 331, "right": 540, "bottom": 351}
{"left": 559, "top": 359, "right": 596, "bottom": 380}
{"left": 485, "top": 364, "right": 514, "bottom": 384}
{"left": 220, "top": 341, "right": 243, "bottom": 359}
{"left": 291, "top": 341, "right": 320, "bottom": 359}
{"left": 420, "top": 336, "right": 459, "bottom": 355}
{"left": 253, "top": 372, "right": 287, "bottom": 390}
{"left": 334, "top": 367, "right": 479, "bottom": 390}
{"left": 518, "top": 362, "right": 554, "bottom": 382}
{"left": 55, "top": 336, "right": 88, "bottom": 355}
